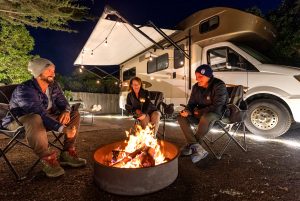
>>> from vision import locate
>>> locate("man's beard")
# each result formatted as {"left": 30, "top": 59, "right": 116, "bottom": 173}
{"left": 40, "top": 75, "right": 54, "bottom": 84}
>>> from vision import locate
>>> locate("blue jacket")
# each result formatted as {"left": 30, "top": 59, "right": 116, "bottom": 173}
{"left": 1, "top": 78, "right": 70, "bottom": 131}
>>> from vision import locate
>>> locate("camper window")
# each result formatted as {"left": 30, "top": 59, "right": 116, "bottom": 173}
{"left": 174, "top": 44, "right": 185, "bottom": 69}
{"left": 199, "top": 16, "right": 219, "bottom": 34}
{"left": 208, "top": 48, "right": 227, "bottom": 71}
{"left": 123, "top": 67, "right": 136, "bottom": 81}
{"left": 208, "top": 47, "right": 258, "bottom": 72}
{"left": 147, "top": 53, "right": 169, "bottom": 74}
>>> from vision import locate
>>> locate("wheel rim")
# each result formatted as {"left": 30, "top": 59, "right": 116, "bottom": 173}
{"left": 250, "top": 106, "right": 278, "bottom": 130}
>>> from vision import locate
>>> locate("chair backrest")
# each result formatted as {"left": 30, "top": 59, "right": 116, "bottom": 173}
{"left": 148, "top": 91, "right": 164, "bottom": 108}
{"left": 228, "top": 85, "right": 244, "bottom": 106}
{"left": 226, "top": 85, "right": 248, "bottom": 123}
{"left": 0, "top": 84, "right": 18, "bottom": 104}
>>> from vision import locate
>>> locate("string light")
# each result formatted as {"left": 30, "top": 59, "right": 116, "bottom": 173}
{"left": 96, "top": 80, "right": 100, "bottom": 84}
{"left": 104, "top": 37, "right": 108, "bottom": 47}
{"left": 80, "top": 65, "right": 84, "bottom": 69}
{"left": 149, "top": 52, "right": 153, "bottom": 61}
{"left": 79, "top": 68, "right": 83, "bottom": 73}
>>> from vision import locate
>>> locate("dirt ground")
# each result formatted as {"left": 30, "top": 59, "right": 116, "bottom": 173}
{"left": 0, "top": 116, "right": 299, "bottom": 201}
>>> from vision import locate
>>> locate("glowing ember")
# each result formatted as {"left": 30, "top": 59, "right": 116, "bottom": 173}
{"left": 109, "top": 124, "right": 167, "bottom": 168}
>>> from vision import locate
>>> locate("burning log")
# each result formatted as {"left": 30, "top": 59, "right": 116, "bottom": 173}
{"left": 110, "top": 146, "right": 149, "bottom": 167}
{"left": 140, "top": 147, "right": 155, "bottom": 167}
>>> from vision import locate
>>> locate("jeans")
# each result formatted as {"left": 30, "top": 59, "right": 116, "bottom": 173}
{"left": 7, "top": 110, "right": 80, "bottom": 158}
{"left": 139, "top": 111, "right": 161, "bottom": 135}
{"left": 177, "top": 112, "right": 220, "bottom": 144}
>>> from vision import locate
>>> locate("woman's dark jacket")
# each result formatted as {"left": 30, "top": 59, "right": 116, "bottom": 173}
{"left": 187, "top": 77, "right": 228, "bottom": 116}
{"left": 1, "top": 78, "right": 70, "bottom": 131}
{"left": 126, "top": 88, "right": 157, "bottom": 115}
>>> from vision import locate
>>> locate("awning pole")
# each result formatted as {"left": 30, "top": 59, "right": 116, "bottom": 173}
{"left": 104, "top": 5, "right": 164, "bottom": 50}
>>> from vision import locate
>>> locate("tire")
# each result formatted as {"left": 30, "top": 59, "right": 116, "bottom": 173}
{"left": 245, "top": 99, "right": 292, "bottom": 138}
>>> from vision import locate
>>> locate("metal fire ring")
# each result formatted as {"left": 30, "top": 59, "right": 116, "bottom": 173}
{"left": 93, "top": 140, "right": 179, "bottom": 196}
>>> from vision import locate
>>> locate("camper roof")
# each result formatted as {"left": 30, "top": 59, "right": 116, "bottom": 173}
{"left": 177, "top": 7, "right": 276, "bottom": 48}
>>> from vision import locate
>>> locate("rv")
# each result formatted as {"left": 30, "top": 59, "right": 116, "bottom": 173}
{"left": 75, "top": 6, "right": 300, "bottom": 138}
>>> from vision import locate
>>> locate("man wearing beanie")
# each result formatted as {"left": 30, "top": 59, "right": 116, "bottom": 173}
{"left": 1, "top": 58, "right": 86, "bottom": 178}
{"left": 178, "top": 64, "right": 228, "bottom": 163}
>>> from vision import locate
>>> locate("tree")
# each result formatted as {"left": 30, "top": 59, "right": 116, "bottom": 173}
{"left": 0, "top": 0, "right": 90, "bottom": 32}
{"left": 245, "top": 6, "right": 264, "bottom": 18}
{"left": 0, "top": 20, "right": 33, "bottom": 84}
{"left": 267, "top": 0, "right": 300, "bottom": 65}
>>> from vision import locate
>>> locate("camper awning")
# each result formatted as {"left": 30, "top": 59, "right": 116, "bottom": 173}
{"left": 74, "top": 18, "right": 177, "bottom": 66}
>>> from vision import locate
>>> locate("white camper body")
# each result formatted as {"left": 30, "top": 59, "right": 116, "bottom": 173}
{"left": 75, "top": 6, "right": 300, "bottom": 138}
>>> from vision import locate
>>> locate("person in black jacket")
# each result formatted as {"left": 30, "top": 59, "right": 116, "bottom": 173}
{"left": 126, "top": 77, "right": 161, "bottom": 135}
{"left": 178, "top": 64, "right": 228, "bottom": 163}
{"left": 2, "top": 58, "right": 86, "bottom": 178}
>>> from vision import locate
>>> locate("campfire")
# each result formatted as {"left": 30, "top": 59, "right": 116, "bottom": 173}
{"left": 93, "top": 124, "right": 179, "bottom": 195}
{"left": 108, "top": 124, "right": 167, "bottom": 168}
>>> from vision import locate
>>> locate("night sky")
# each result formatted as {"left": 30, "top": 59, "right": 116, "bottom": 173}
{"left": 28, "top": 0, "right": 282, "bottom": 76}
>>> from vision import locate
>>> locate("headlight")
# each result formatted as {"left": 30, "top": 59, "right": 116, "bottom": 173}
{"left": 294, "top": 75, "right": 300, "bottom": 82}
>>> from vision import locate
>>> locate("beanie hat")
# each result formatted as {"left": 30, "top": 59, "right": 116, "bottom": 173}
{"left": 28, "top": 58, "right": 54, "bottom": 78}
{"left": 195, "top": 64, "right": 213, "bottom": 78}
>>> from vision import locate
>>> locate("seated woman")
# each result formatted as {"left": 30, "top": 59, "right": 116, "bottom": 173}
{"left": 126, "top": 77, "right": 161, "bottom": 135}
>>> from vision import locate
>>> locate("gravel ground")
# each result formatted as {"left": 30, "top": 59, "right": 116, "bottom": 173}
{"left": 0, "top": 116, "right": 299, "bottom": 201}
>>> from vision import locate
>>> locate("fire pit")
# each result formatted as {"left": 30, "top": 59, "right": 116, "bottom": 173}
{"left": 93, "top": 125, "right": 179, "bottom": 195}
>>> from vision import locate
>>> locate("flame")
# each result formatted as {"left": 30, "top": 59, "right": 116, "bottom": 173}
{"left": 110, "top": 124, "right": 166, "bottom": 168}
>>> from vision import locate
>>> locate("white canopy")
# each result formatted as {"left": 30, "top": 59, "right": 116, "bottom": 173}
{"left": 74, "top": 18, "right": 177, "bottom": 66}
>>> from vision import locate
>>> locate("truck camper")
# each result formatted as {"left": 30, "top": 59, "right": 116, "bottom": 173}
{"left": 75, "top": 6, "right": 300, "bottom": 138}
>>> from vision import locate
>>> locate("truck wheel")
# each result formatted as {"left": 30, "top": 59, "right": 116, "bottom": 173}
{"left": 245, "top": 99, "right": 292, "bottom": 138}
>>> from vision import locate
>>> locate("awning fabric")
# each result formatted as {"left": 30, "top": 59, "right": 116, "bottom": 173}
{"left": 74, "top": 18, "right": 177, "bottom": 66}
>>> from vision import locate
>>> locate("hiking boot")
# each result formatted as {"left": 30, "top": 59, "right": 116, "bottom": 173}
{"left": 60, "top": 148, "right": 87, "bottom": 168}
{"left": 41, "top": 152, "right": 65, "bottom": 178}
{"left": 190, "top": 143, "right": 208, "bottom": 163}
{"left": 181, "top": 144, "right": 192, "bottom": 156}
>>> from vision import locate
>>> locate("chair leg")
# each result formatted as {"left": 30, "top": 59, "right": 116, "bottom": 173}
{"left": 217, "top": 121, "right": 247, "bottom": 152}
{"left": 0, "top": 148, "right": 21, "bottom": 180}
{"left": 203, "top": 121, "right": 247, "bottom": 159}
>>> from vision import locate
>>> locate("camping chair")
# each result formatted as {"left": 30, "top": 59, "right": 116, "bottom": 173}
{"left": 183, "top": 85, "right": 248, "bottom": 160}
{"left": 0, "top": 85, "right": 77, "bottom": 180}
{"left": 202, "top": 85, "right": 248, "bottom": 159}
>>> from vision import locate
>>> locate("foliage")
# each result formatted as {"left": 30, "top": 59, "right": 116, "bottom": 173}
{"left": 0, "top": 20, "right": 33, "bottom": 84}
{"left": 245, "top": 0, "right": 300, "bottom": 66}
{"left": 245, "top": 6, "right": 264, "bottom": 18}
{"left": 0, "top": 0, "right": 90, "bottom": 32}
{"left": 55, "top": 69, "right": 120, "bottom": 94}
{"left": 266, "top": 0, "right": 300, "bottom": 65}
{"left": 63, "top": 90, "right": 73, "bottom": 101}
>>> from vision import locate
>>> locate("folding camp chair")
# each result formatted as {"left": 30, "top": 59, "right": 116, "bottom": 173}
{"left": 201, "top": 85, "right": 248, "bottom": 159}
{"left": 0, "top": 85, "right": 75, "bottom": 180}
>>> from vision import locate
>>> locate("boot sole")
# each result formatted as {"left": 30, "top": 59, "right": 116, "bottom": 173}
{"left": 45, "top": 170, "right": 65, "bottom": 178}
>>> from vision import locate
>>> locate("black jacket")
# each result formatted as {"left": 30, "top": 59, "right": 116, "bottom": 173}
{"left": 126, "top": 89, "right": 157, "bottom": 115}
{"left": 187, "top": 77, "right": 228, "bottom": 116}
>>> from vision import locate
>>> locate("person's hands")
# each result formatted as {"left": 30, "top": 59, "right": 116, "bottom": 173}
{"left": 180, "top": 110, "right": 189, "bottom": 117}
{"left": 59, "top": 111, "right": 70, "bottom": 125}
{"left": 135, "top": 109, "right": 142, "bottom": 115}
{"left": 194, "top": 109, "right": 201, "bottom": 118}
{"left": 63, "top": 126, "right": 77, "bottom": 138}
{"left": 137, "top": 114, "right": 146, "bottom": 121}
